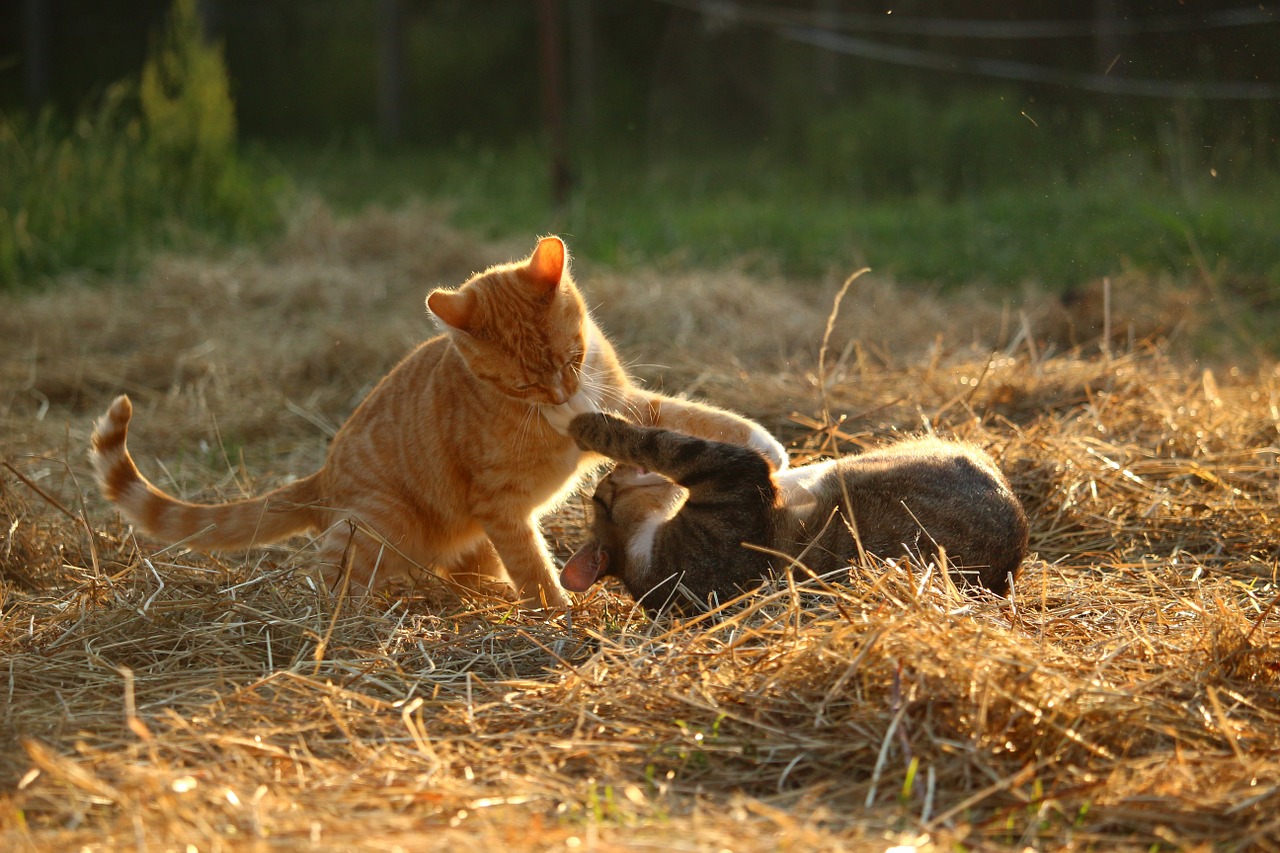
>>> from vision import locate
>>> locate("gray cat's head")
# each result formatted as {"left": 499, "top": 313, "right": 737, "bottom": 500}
{"left": 561, "top": 464, "right": 683, "bottom": 606}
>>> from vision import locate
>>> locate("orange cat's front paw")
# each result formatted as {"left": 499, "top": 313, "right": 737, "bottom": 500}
{"left": 521, "top": 582, "right": 572, "bottom": 611}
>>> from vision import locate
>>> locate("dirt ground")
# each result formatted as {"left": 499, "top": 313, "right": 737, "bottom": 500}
{"left": 2, "top": 205, "right": 1278, "bottom": 851}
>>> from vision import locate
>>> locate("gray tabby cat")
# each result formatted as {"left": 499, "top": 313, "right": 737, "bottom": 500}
{"left": 556, "top": 413, "right": 1028, "bottom": 614}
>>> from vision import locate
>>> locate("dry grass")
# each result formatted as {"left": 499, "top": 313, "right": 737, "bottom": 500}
{"left": 2, "top": 205, "right": 1279, "bottom": 851}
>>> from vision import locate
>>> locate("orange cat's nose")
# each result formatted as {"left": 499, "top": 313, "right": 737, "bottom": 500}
{"left": 547, "top": 375, "right": 575, "bottom": 405}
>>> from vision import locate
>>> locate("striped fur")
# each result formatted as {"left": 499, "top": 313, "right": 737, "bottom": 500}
{"left": 89, "top": 237, "right": 787, "bottom": 609}
{"left": 90, "top": 395, "right": 325, "bottom": 549}
{"left": 561, "top": 413, "right": 1029, "bottom": 614}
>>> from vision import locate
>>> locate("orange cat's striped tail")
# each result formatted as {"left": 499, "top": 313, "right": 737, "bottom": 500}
{"left": 90, "top": 395, "right": 326, "bottom": 551}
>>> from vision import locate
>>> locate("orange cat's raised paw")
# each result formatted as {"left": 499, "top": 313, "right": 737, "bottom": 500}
{"left": 748, "top": 428, "right": 789, "bottom": 472}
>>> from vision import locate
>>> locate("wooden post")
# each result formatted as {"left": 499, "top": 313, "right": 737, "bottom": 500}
{"left": 377, "top": 0, "right": 405, "bottom": 145}
{"left": 569, "top": 0, "right": 596, "bottom": 143}
{"left": 537, "top": 0, "right": 572, "bottom": 207}
{"left": 22, "top": 0, "right": 51, "bottom": 114}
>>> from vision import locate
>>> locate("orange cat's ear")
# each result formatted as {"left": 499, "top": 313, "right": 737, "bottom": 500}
{"left": 427, "top": 289, "right": 476, "bottom": 332}
{"left": 521, "top": 236, "right": 567, "bottom": 295}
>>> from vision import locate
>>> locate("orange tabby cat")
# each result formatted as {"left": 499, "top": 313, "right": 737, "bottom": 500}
{"left": 90, "top": 236, "right": 786, "bottom": 608}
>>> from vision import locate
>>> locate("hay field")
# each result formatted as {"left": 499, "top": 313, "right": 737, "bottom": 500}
{"left": 2, "top": 206, "right": 1279, "bottom": 851}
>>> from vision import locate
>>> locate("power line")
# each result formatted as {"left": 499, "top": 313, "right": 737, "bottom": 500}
{"left": 784, "top": 25, "right": 1280, "bottom": 100}
{"left": 660, "top": 0, "right": 1280, "bottom": 100}
{"left": 661, "top": 0, "right": 1280, "bottom": 40}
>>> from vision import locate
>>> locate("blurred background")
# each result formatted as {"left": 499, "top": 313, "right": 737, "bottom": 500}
{"left": 2, "top": 0, "right": 1278, "bottom": 338}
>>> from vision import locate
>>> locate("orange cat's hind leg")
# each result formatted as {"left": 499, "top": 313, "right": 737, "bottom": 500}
{"left": 314, "top": 522, "right": 420, "bottom": 595}
{"left": 441, "top": 541, "right": 516, "bottom": 602}
{"left": 314, "top": 522, "right": 517, "bottom": 605}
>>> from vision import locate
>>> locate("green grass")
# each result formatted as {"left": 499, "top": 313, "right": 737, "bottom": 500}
{"left": 0, "top": 0, "right": 282, "bottom": 290}
{"left": 273, "top": 137, "right": 1280, "bottom": 290}
{"left": 8, "top": 95, "right": 1276, "bottom": 297}
{"left": 0, "top": 95, "right": 283, "bottom": 289}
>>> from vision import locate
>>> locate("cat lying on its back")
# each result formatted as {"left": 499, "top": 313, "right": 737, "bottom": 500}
{"left": 550, "top": 412, "right": 1029, "bottom": 614}
{"left": 90, "top": 237, "right": 786, "bottom": 609}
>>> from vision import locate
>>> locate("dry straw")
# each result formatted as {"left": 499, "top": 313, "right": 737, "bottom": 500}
{"left": 2, "top": 207, "right": 1279, "bottom": 850}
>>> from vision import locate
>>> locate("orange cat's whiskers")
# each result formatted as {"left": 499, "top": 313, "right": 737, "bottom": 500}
{"left": 623, "top": 361, "right": 669, "bottom": 373}
{"left": 584, "top": 375, "right": 620, "bottom": 411}
{"left": 512, "top": 404, "right": 543, "bottom": 454}
{"left": 580, "top": 366, "right": 625, "bottom": 412}
{"left": 90, "top": 235, "right": 785, "bottom": 611}
{"left": 619, "top": 395, "right": 649, "bottom": 424}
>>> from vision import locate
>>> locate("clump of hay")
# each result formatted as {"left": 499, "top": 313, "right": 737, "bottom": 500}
{"left": 2, "top": 205, "right": 1278, "bottom": 850}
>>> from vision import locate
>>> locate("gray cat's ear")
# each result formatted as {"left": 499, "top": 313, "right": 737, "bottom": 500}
{"left": 520, "top": 235, "right": 567, "bottom": 295}
{"left": 427, "top": 289, "right": 476, "bottom": 332}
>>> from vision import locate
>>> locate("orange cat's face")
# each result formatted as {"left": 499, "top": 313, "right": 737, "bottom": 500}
{"left": 428, "top": 237, "right": 588, "bottom": 405}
